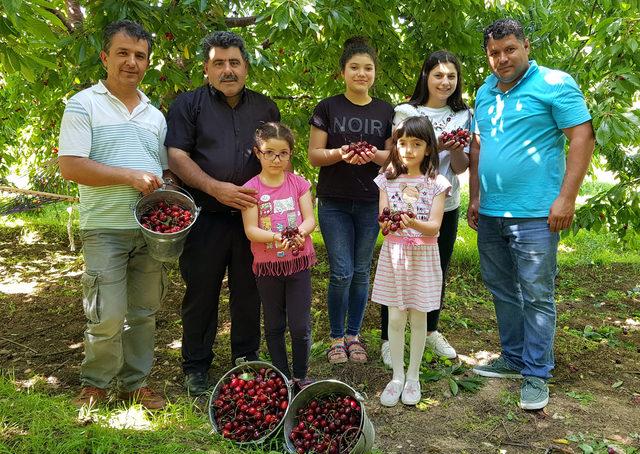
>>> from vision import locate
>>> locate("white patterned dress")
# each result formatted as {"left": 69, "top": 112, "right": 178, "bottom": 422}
{"left": 371, "top": 173, "right": 451, "bottom": 313}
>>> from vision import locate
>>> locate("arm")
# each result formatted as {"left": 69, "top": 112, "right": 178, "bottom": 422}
{"left": 308, "top": 126, "right": 347, "bottom": 167}
{"left": 466, "top": 133, "right": 480, "bottom": 230}
{"left": 58, "top": 156, "right": 162, "bottom": 195}
{"left": 168, "top": 146, "right": 257, "bottom": 210}
{"left": 241, "top": 204, "right": 282, "bottom": 243}
{"left": 297, "top": 190, "right": 316, "bottom": 239}
{"left": 402, "top": 192, "right": 446, "bottom": 236}
{"left": 547, "top": 121, "right": 595, "bottom": 232}
{"left": 448, "top": 144, "right": 469, "bottom": 174}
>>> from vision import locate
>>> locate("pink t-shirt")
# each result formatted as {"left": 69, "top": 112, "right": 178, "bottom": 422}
{"left": 243, "top": 172, "right": 316, "bottom": 276}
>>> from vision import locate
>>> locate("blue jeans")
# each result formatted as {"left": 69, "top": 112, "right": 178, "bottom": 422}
{"left": 477, "top": 215, "right": 559, "bottom": 379}
{"left": 318, "top": 198, "right": 379, "bottom": 339}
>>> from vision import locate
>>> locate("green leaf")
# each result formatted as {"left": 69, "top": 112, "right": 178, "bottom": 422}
{"left": 612, "top": 380, "right": 623, "bottom": 388}
{"left": 595, "top": 120, "right": 611, "bottom": 146}
{"left": 448, "top": 378, "right": 459, "bottom": 396}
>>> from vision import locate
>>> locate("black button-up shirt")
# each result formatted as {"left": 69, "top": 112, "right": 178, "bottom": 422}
{"left": 165, "top": 85, "right": 280, "bottom": 212}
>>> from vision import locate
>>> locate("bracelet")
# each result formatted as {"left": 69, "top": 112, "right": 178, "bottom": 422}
{"left": 272, "top": 232, "right": 277, "bottom": 242}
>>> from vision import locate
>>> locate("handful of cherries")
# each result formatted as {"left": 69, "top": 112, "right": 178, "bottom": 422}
{"left": 280, "top": 226, "right": 304, "bottom": 257}
{"left": 288, "top": 394, "right": 362, "bottom": 454}
{"left": 378, "top": 206, "right": 415, "bottom": 235}
{"left": 439, "top": 128, "right": 471, "bottom": 147}
{"left": 212, "top": 366, "right": 289, "bottom": 443}
{"left": 346, "top": 140, "right": 375, "bottom": 157}
{"left": 139, "top": 201, "right": 193, "bottom": 233}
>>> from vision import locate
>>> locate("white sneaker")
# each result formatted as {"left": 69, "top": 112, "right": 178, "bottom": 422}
{"left": 426, "top": 331, "right": 457, "bottom": 359}
{"left": 401, "top": 379, "right": 422, "bottom": 405}
{"left": 380, "top": 379, "right": 403, "bottom": 407}
{"left": 380, "top": 340, "right": 392, "bottom": 368}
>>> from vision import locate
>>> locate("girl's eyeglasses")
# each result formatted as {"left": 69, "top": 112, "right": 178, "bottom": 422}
{"left": 259, "top": 151, "right": 291, "bottom": 161}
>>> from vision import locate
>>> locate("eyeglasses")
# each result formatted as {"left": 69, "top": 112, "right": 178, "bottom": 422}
{"left": 259, "top": 150, "right": 291, "bottom": 161}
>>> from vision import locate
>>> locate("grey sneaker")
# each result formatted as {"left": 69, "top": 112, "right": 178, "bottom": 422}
{"left": 425, "top": 331, "right": 457, "bottom": 359}
{"left": 184, "top": 371, "right": 209, "bottom": 396}
{"left": 472, "top": 356, "right": 523, "bottom": 378}
{"left": 520, "top": 376, "right": 549, "bottom": 410}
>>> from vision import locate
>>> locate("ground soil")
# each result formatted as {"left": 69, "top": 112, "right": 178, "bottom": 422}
{"left": 1, "top": 225, "right": 639, "bottom": 453}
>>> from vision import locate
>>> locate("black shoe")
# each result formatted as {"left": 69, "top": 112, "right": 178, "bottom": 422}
{"left": 184, "top": 371, "right": 209, "bottom": 396}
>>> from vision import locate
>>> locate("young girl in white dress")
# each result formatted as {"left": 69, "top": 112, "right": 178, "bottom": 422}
{"left": 371, "top": 116, "right": 451, "bottom": 406}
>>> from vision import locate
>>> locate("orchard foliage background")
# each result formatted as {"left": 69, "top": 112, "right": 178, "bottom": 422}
{"left": 0, "top": 0, "right": 639, "bottom": 239}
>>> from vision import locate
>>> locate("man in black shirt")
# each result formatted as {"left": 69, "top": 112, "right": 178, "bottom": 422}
{"left": 165, "top": 31, "right": 280, "bottom": 395}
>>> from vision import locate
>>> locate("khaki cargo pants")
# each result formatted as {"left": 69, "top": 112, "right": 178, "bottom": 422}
{"left": 79, "top": 229, "right": 167, "bottom": 391}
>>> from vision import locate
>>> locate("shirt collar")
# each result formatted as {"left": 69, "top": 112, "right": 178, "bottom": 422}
{"left": 208, "top": 83, "right": 247, "bottom": 105}
{"left": 486, "top": 60, "right": 539, "bottom": 93}
{"left": 93, "top": 80, "right": 150, "bottom": 104}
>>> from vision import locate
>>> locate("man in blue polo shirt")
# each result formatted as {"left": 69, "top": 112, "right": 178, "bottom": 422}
{"left": 59, "top": 20, "right": 169, "bottom": 410}
{"left": 467, "top": 18, "right": 595, "bottom": 410}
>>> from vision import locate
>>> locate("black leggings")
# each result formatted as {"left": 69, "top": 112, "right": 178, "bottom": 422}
{"left": 381, "top": 208, "right": 459, "bottom": 340}
{"left": 256, "top": 269, "right": 312, "bottom": 380}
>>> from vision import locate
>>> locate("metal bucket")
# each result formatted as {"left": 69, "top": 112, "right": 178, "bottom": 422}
{"left": 208, "top": 360, "right": 293, "bottom": 445}
{"left": 283, "top": 380, "right": 375, "bottom": 454}
{"left": 132, "top": 184, "right": 200, "bottom": 262}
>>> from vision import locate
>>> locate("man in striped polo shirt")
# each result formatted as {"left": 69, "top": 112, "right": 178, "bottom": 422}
{"left": 58, "top": 20, "right": 169, "bottom": 409}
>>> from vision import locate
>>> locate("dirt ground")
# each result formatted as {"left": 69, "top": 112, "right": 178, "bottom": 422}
{"left": 1, "top": 225, "right": 639, "bottom": 453}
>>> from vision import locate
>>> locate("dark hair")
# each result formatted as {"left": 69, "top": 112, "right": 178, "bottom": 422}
{"left": 254, "top": 122, "right": 295, "bottom": 152}
{"left": 201, "top": 30, "right": 249, "bottom": 63}
{"left": 339, "top": 36, "right": 377, "bottom": 70}
{"left": 483, "top": 18, "right": 526, "bottom": 50}
{"left": 406, "top": 50, "right": 468, "bottom": 112}
{"left": 384, "top": 116, "right": 439, "bottom": 180}
{"left": 103, "top": 20, "right": 153, "bottom": 56}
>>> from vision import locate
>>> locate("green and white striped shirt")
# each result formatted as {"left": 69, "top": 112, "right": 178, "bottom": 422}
{"left": 59, "top": 81, "right": 168, "bottom": 229}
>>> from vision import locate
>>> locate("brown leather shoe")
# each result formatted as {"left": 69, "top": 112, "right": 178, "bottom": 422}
{"left": 120, "top": 387, "right": 166, "bottom": 410}
{"left": 73, "top": 386, "right": 108, "bottom": 407}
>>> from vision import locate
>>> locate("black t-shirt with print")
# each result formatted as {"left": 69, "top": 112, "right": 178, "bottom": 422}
{"left": 309, "top": 94, "right": 394, "bottom": 202}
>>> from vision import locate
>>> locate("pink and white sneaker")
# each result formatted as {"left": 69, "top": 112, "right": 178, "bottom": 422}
{"left": 401, "top": 379, "right": 422, "bottom": 405}
{"left": 380, "top": 379, "right": 403, "bottom": 407}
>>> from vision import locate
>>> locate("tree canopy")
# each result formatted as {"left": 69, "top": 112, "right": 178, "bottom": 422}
{"left": 1, "top": 0, "right": 638, "bottom": 240}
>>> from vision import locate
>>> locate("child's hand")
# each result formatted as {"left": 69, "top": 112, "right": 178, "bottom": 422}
{"left": 399, "top": 213, "right": 416, "bottom": 230}
{"left": 340, "top": 145, "right": 359, "bottom": 165}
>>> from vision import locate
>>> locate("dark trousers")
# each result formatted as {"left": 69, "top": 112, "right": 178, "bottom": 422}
{"left": 180, "top": 211, "right": 261, "bottom": 373}
{"left": 256, "top": 269, "right": 312, "bottom": 380}
{"left": 381, "top": 208, "right": 459, "bottom": 340}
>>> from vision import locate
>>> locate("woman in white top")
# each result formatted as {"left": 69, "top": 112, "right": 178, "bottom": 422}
{"left": 380, "top": 50, "right": 472, "bottom": 362}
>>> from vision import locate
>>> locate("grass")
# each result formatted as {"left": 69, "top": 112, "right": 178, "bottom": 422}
{"left": 1, "top": 182, "right": 639, "bottom": 454}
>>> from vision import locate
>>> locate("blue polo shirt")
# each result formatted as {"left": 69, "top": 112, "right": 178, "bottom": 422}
{"left": 473, "top": 61, "right": 591, "bottom": 217}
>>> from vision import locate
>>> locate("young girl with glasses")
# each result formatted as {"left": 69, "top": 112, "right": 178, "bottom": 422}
{"left": 241, "top": 122, "right": 316, "bottom": 389}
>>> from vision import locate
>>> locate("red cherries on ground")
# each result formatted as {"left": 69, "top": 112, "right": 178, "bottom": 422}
{"left": 139, "top": 201, "right": 193, "bottom": 233}
{"left": 288, "top": 394, "right": 362, "bottom": 454}
{"left": 378, "top": 206, "right": 415, "bottom": 235}
{"left": 347, "top": 141, "right": 375, "bottom": 157}
{"left": 439, "top": 128, "right": 470, "bottom": 147}
{"left": 212, "top": 367, "right": 289, "bottom": 443}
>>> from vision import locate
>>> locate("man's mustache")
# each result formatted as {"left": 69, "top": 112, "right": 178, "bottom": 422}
{"left": 219, "top": 76, "right": 238, "bottom": 82}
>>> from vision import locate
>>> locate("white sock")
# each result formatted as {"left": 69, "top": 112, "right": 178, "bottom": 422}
{"left": 407, "top": 309, "right": 427, "bottom": 381}
{"left": 388, "top": 307, "right": 407, "bottom": 382}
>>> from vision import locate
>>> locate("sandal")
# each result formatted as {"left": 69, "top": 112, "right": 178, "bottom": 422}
{"left": 346, "top": 339, "right": 368, "bottom": 363}
{"left": 327, "top": 343, "right": 348, "bottom": 364}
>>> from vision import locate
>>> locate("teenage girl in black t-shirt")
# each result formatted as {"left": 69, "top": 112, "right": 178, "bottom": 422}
{"left": 308, "top": 37, "right": 394, "bottom": 364}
